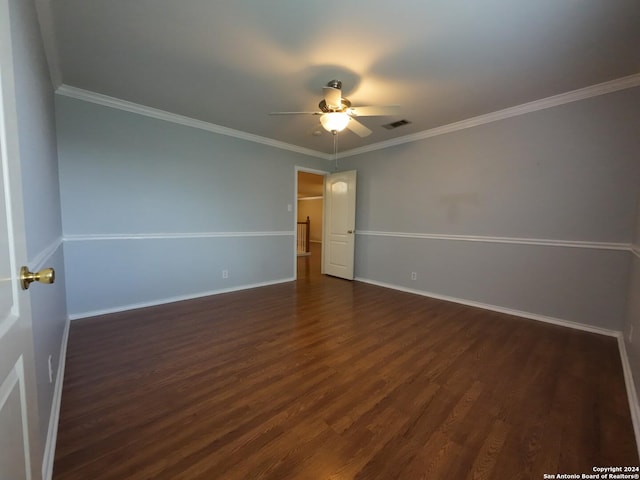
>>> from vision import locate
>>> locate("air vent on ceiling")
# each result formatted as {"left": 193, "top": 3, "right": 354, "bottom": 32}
{"left": 381, "top": 119, "right": 411, "bottom": 130}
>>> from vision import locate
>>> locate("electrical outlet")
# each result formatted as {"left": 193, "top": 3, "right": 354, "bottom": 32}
{"left": 411, "top": 272, "right": 417, "bottom": 281}
{"left": 222, "top": 269, "right": 229, "bottom": 279}
{"left": 629, "top": 324, "right": 634, "bottom": 343}
{"left": 48, "top": 355, "right": 53, "bottom": 383}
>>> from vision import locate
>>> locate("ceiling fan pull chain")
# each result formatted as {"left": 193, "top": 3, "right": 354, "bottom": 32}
{"left": 334, "top": 132, "right": 339, "bottom": 171}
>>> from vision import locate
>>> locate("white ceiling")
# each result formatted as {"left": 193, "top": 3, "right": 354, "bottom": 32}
{"left": 46, "top": 0, "right": 640, "bottom": 155}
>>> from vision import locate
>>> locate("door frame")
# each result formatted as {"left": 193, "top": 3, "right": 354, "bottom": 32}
{"left": 293, "top": 166, "right": 329, "bottom": 279}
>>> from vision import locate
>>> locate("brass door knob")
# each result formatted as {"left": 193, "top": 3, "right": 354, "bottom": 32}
{"left": 20, "top": 266, "right": 55, "bottom": 290}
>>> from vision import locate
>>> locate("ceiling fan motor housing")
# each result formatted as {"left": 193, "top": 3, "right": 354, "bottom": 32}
{"left": 318, "top": 97, "right": 351, "bottom": 113}
{"left": 269, "top": 79, "right": 387, "bottom": 138}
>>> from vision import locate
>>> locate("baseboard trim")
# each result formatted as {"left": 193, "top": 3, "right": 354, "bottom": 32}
{"left": 50, "top": 273, "right": 640, "bottom": 462}
{"left": 353, "top": 280, "right": 638, "bottom": 456}
{"left": 42, "top": 316, "right": 70, "bottom": 480}
{"left": 354, "top": 277, "right": 619, "bottom": 337}
{"left": 68, "top": 277, "right": 295, "bottom": 320}
{"left": 617, "top": 335, "right": 640, "bottom": 459}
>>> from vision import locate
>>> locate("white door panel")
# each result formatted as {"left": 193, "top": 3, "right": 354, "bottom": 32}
{"left": 0, "top": 0, "right": 40, "bottom": 476}
{"left": 323, "top": 170, "right": 356, "bottom": 280}
{"left": 0, "top": 358, "right": 30, "bottom": 480}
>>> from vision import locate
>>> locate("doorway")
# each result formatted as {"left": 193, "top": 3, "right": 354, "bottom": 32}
{"left": 295, "top": 168, "right": 326, "bottom": 280}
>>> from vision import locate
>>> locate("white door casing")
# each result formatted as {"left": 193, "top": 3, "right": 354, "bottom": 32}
{"left": 0, "top": 0, "right": 41, "bottom": 477}
{"left": 323, "top": 170, "right": 356, "bottom": 280}
{"left": 294, "top": 166, "right": 329, "bottom": 279}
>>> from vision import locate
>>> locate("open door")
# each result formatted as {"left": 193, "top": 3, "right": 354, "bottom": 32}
{"left": 0, "top": 3, "right": 42, "bottom": 477}
{"left": 323, "top": 170, "right": 356, "bottom": 280}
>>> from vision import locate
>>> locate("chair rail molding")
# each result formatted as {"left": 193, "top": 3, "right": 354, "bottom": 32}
{"left": 63, "top": 231, "right": 294, "bottom": 242}
{"left": 356, "top": 230, "right": 631, "bottom": 251}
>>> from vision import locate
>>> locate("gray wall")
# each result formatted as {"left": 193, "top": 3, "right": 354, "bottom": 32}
{"left": 56, "top": 96, "right": 327, "bottom": 317}
{"left": 52, "top": 65, "right": 640, "bottom": 448}
{"left": 9, "top": 0, "right": 68, "bottom": 471}
{"left": 341, "top": 87, "right": 640, "bottom": 330}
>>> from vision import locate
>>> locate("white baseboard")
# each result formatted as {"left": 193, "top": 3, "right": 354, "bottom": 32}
{"left": 354, "top": 277, "right": 620, "bottom": 337}
{"left": 42, "top": 317, "right": 70, "bottom": 480}
{"left": 47, "top": 274, "right": 640, "bottom": 463}
{"left": 68, "top": 277, "right": 295, "bottom": 321}
{"left": 356, "top": 278, "right": 640, "bottom": 456}
{"left": 355, "top": 277, "right": 639, "bottom": 454}
{"left": 617, "top": 335, "right": 640, "bottom": 459}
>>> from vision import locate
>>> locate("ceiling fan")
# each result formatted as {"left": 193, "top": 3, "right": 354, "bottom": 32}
{"left": 269, "top": 80, "right": 400, "bottom": 137}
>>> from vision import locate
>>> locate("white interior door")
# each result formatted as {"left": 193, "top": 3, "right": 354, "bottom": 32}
{"left": 0, "top": 2, "right": 40, "bottom": 478}
{"left": 323, "top": 170, "right": 357, "bottom": 280}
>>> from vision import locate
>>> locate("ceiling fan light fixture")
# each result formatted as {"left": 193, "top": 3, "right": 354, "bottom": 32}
{"left": 320, "top": 112, "right": 350, "bottom": 133}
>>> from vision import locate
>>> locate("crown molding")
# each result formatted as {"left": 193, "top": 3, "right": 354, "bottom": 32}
{"left": 339, "top": 72, "right": 640, "bottom": 159}
{"left": 55, "top": 85, "right": 331, "bottom": 160}
{"left": 56, "top": 72, "right": 640, "bottom": 161}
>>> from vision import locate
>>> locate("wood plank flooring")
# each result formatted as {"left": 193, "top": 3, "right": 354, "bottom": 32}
{"left": 53, "top": 245, "right": 638, "bottom": 479}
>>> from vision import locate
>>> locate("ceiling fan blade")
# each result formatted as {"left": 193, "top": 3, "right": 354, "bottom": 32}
{"left": 349, "top": 105, "right": 400, "bottom": 117}
{"left": 269, "top": 111, "right": 321, "bottom": 115}
{"left": 346, "top": 117, "right": 372, "bottom": 137}
{"left": 323, "top": 86, "right": 342, "bottom": 109}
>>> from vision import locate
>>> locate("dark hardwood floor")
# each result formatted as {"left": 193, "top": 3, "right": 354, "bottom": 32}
{"left": 53, "top": 243, "right": 638, "bottom": 479}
